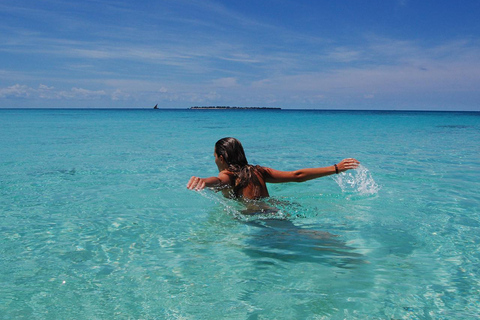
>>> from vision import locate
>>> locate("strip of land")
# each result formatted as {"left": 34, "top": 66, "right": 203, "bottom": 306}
{"left": 190, "top": 106, "right": 281, "bottom": 110}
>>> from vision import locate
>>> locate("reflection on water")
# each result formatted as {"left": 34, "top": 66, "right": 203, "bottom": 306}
{"left": 242, "top": 219, "right": 366, "bottom": 268}
{"left": 203, "top": 190, "right": 366, "bottom": 268}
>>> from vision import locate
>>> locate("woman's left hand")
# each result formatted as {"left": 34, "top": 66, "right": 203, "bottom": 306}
{"left": 336, "top": 158, "right": 360, "bottom": 172}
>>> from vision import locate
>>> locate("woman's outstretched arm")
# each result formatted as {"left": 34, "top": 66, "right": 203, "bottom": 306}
{"left": 263, "top": 158, "right": 360, "bottom": 183}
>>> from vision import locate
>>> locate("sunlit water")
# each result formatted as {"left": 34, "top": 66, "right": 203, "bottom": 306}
{"left": 1, "top": 109, "right": 479, "bottom": 319}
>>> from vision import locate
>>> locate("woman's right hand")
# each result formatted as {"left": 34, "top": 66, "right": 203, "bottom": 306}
{"left": 187, "top": 176, "right": 206, "bottom": 190}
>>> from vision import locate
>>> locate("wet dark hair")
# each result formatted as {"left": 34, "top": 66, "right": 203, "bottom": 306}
{"left": 215, "top": 137, "right": 262, "bottom": 198}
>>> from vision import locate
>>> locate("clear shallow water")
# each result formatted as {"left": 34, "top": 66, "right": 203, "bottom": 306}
{"left": 1, "top": 109, "right": 479, "bottom": 319}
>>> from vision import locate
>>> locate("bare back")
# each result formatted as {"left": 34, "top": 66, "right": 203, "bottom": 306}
{"left": 220, "top": 167, "right": 270, "bottom": 200}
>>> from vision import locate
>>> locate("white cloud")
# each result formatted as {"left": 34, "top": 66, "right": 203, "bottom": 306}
{"left": 111, "top": 89, "right": 130, "bottom": 101}
{"left": 69, "top": 49, "right": 114, "bottom": 59}
{"left": 211, "top": 77, "right": 238, "bottom": 88}
{"left": 218, "top": 53, "right": 261, "bottom": 63}
{"left": 204, "top": 91, "right": 220, "bottom": 101}
{"left": 38, "top": 84, "right": 57, "bottom": 98}
{"left": 0, "top": 84, "right": 32, "bottom": 98}
{"left": 38, "top": 84, "right": 54, "bottom": 90}
{"left": 324, "top": 47, "right": 362, "bottom": 63}
{"left": 246, "top": 38, "right": 480, "bottom": 102}
{"left": 55, "top": 87, "right": 106, "bottom": 100}
{"left": 0, "top": 84, "right": 107, "bottom": 100}
{"left": 1, "top": 18, "right": 479, "bottom": 110}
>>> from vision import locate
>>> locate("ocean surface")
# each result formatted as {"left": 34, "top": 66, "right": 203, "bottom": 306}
{"left": 1, "top": 108, "right": 479, "bottom": 319}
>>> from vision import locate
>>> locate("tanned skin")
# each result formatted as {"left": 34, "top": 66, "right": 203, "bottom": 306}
{"left": 187, "top": 148, "right": 360, "bottom": 200}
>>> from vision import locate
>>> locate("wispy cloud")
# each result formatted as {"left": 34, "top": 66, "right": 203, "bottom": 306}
{"left": 0, "top": 84, "right": 106, "bottom": 100}
{"left": 2, "top": 36, "right": 478, "bottom": 109}
{"left": 1, "top": 1, "right": 479, "bottom": 109}
{"left": 0, "top": 84, "right": 33, "bottom": 98}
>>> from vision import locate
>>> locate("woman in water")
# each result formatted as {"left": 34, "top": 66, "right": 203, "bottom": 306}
{"left": 187, "top": 137, "right": 360, "bottom": 200}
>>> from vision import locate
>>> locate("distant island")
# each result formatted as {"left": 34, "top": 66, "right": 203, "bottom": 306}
{"left": 190, "top": 106, "right": 281, "bottom": 110}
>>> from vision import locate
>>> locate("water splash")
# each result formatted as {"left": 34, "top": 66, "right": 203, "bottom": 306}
{"left": 332, "top": 164, "right": 379, "bottom": 195}
{"left": 199, "top": 190, "right": 295, "bottom": 221}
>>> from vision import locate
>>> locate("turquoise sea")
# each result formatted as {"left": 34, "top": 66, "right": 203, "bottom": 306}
{"left": 1, "top": 108, "right": 479, "bottom": 319}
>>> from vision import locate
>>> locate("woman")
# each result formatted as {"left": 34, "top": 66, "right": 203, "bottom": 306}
{"left": 187, "top": 137, "right": 359, "bottom": 200}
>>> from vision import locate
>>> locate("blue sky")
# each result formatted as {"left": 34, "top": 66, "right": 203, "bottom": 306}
{"left": 1, "top": 0, "right": 479, "bottom": 110}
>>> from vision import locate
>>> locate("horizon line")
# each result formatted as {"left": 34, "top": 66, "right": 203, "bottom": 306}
{"left": 1, "top": 107, "right": 479, "bottom": 113}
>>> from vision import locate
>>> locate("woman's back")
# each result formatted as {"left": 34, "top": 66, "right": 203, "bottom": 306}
{"left": 221, "top": 166, "right": 270, "bottom": 200}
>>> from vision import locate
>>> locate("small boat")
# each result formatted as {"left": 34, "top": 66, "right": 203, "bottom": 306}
{"left": 153, "top": 104, "right": 158, "bottom": 109}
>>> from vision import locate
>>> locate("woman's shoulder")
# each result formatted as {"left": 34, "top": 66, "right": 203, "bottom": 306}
{"left": 219, "top": 169, "right": 234, "bottom": 176}
{"left": 219, "top": 170, "right": 235, "bottom": 181}
{"left": 254, "top": 165, "right": 270, "bottom": 174}
{"left": 252, "top": 165, "right": 272, "bottom": 179}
